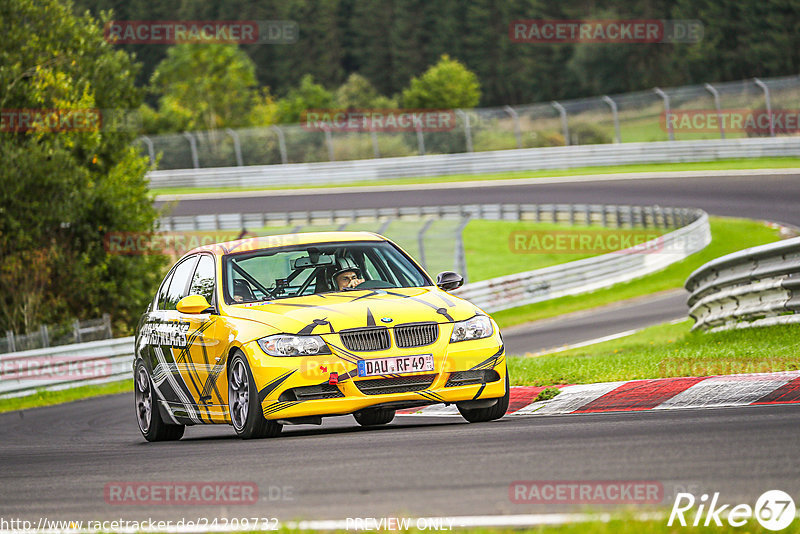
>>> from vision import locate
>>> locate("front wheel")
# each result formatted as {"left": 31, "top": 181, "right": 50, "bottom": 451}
{"left": 228, "top": 351, "right": 282, "bottom": 439}
{"left": 457, "top": 372, "right": 510, "bottom": 423}
{"left": 135, "top": 360, "right": 185, "bottom": 442}
{"left": 353, "top": 408, "right": 395, "bottom": 426}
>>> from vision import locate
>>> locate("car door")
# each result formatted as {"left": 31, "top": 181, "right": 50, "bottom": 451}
{"left": 143, "top": 255, "right": 203, "bottom": 424}
{"left": 181, "top": 253, "right": 229, "bottom": 422}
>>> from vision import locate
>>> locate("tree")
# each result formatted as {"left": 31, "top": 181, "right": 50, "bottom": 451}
{"left": 275, "top": 74, "right": 335, "bottom": 123}
{"left": 149, "top": 44, "right": 264, "bottom": 132}
{"left": 335, "top": 73, "right": 397, "bottom": 109}
{"left": 402, "top": 55, "right": 481, "bottom": 109}
{"left": 0, "top": 0, "right": 164, "bottom": 334}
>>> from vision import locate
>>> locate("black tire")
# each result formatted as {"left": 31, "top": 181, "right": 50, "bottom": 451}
{"left": 353, "top": 407, "right": 396, "bottom": 426}
{"left": 228, "top": 351, "right": 282, "bottom": 439}
{"left": 457, "top": 371, "right": 510, "bottom": 423}
{"left": 135, "top": 359, "right": 185, "bottom": 442}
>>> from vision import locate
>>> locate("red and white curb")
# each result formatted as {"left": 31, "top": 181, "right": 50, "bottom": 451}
{"left": 397, "top": 371, "right": 800, "bottom": 417}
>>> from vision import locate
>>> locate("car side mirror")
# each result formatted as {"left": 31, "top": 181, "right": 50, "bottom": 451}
{"left": 436, "top": 271, "right": 464, "bottom": 291}
{"left": 176, "top": 294, "right": 213, "bottom": 314}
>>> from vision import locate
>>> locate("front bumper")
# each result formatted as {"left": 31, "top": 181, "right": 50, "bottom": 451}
{"left": 243, "top": 329, "right": 506, "bottom": 420}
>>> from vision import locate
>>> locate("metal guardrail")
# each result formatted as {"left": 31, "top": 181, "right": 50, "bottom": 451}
{"left": 685, "top": 237, "right": 800, "bottom": 331}
{"left": 146, "top": 137, "right": 800, "bottom": 189}
{"left": 1, "top": 203, "right": 709, "bottom": 399}
{"left": 158, "top": 203, "right": 703, "bottom": 283}
{"left": 1, "top": 315, "right": 112, "bottom": 354}
{"left": 0, "top": 336, "right": 134, "bottom": 399}
{"left": 455, "top": 209, "right": 710, "bottom": 312}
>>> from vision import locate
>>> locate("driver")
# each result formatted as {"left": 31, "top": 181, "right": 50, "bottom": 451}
{"left": 331, "top": 257, "right": 364, "bottom": 291}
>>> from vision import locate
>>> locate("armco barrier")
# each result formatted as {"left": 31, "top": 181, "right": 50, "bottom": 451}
{"left": 146, "top": 137, "right": 800, "bottom": 189}
{"left": 685, "top": 237, "right": 800, "bottom": 331}
{"left": 0, "top": 337, "right": 134, "bottom": 398}
{"left": 454, "top": 209, "right": 709, "bottom": 312}
{"left": 2, "top": 204, "right": 710, "bottom": 399}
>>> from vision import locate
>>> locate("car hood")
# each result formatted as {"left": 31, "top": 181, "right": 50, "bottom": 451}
{"left": 224, "top": 286, "right": 480, "bottom": 335}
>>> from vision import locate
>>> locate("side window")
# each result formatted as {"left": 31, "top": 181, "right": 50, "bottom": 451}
{"left": 162, "top": 256, "right": 199, "bottom": 311}
{"left": 156, "top": 271, "right": 175, "bottom": 310}
{"left": 188, "top": 255, "right": 215, "bottom": 303}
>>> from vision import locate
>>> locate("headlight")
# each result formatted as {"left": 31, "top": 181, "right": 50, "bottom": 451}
{"left": 257, "top": 335, "right": 332, "bottom": 356}
{"left": 449, "top": 315, "right": 493, "bottom": 343}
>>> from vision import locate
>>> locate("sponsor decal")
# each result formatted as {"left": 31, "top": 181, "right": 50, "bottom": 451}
{"left": 140, "top": 321, "right": 191, "bottom": 348}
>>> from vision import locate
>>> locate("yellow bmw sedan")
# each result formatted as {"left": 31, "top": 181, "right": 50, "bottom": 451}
{"left": 133, "top": 232, "right": 508, "bottom": 441}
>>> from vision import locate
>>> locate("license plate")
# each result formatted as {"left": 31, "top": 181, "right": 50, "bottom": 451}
{"left": 357, "top": 354, "right": 434, "bottom": 377}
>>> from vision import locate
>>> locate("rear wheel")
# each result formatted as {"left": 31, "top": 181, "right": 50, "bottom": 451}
{"left": 457, "top": 372, "right": 510, "bottom": 423}
{"left": 135, "top": 360, "right": 184, "bottom": 442}
{"left": 228, "top": 352, "right": 282, "bottom": 439}
{"left": 353, "top": 407, "right": 396, "bottom": 426}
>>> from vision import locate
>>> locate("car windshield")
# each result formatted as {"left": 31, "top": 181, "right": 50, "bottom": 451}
{"left": 223, "top": 240, "right": 430, "bottom": 303}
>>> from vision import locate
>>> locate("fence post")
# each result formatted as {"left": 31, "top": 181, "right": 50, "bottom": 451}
{"left": 602, "top": 96, "right": 621, "bottom": 143}
{"left": 73, "top": 319, "right": 82, "bottom": 343}
{"left": 417, "top": 219, "right": 435, "bottom": 270}
{"left": 551, "top": 101, "right": 569, "bottom": 145}
{"left": 754, "top": 78, "right": 775, "bottom": 137}
{"left": 6, "top": 330, "right": 14, "bottom": 353}
{"left": 504, "top": 106, "right": 522, "bottom": 148}
{"left": 182, "top": 132, "right": 200, "bottom": 168}
{"left": 40, "top": 324, "right": 50, "bottom": 348}
{"left": 270, "top": 126, "right": 288, "bottom": 164}
{"left": 225, "top": 128, "right": 244, "bottom": 166}
{"left": 103, "top": 313, "right": 112, "bottom": 339}
{"left": 415, "top": 122, "right": 426, "bottom": 155}
{"left": 455, "top": 217, "right": 471, "bottom": 282}
{"left": 377, "top": 217, "right": 392, "bottom": 235}
{"left": 371, "top": 131, "right": 380, "bottom": 158}
{"left": 139, "top": 136, "right": 156, "bottom": 166}
{"left": 653, "top": 88, "right": 674, "bottom": 141}
{"left": 456, "top": 110, "right": 473, "bottom": 152}
{"left": 324, "top": 128, "right": 335, "bottom": 161}
{"left": 704, "top": 83, "right": 725, "bottom": 139}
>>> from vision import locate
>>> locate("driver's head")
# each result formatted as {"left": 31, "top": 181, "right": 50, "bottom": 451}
{"left": 331, "top": 257, "right": 363, "bottom": 290}
{"left": 335, "top": 270, "right": 362, "bottom": 290}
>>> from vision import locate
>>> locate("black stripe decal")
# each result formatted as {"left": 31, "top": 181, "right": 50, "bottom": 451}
{"left": 258, "top": 370, "right": 296, "bottom": 403}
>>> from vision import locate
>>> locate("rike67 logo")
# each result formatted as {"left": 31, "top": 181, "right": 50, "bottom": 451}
{"left": 669, "top": 490, "right": 796, "bottom": 531}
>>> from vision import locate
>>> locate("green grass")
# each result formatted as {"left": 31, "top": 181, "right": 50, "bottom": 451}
{"left": 508, "top": 321, "right": 800, "bottom": 386}
{"left": 0, "top": 379, "right": 132, "bottom": 413}
{"left": 151, "top": 157, "right": 800, "bottom": 196}
{"left": 492, "top": 216, "right": 782, "bottom": 330}
{"left": 464, "top": 220, "right": 667, "bottom": 281}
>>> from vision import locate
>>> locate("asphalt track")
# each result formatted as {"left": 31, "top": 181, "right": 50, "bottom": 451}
{"left": 154, "top": 172, "right": 800, "bottom": 227}
{"left": 153, "top": 171, "right": 800, "bottom": 355}
{"left": 2, "top": 393, "right": 799, "bottom": 522}
{"left": 501, "top": 289, "right": 688, "bottom": 356}
{"left": 3, "top": 172, "right": 799, "bottom": 526}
